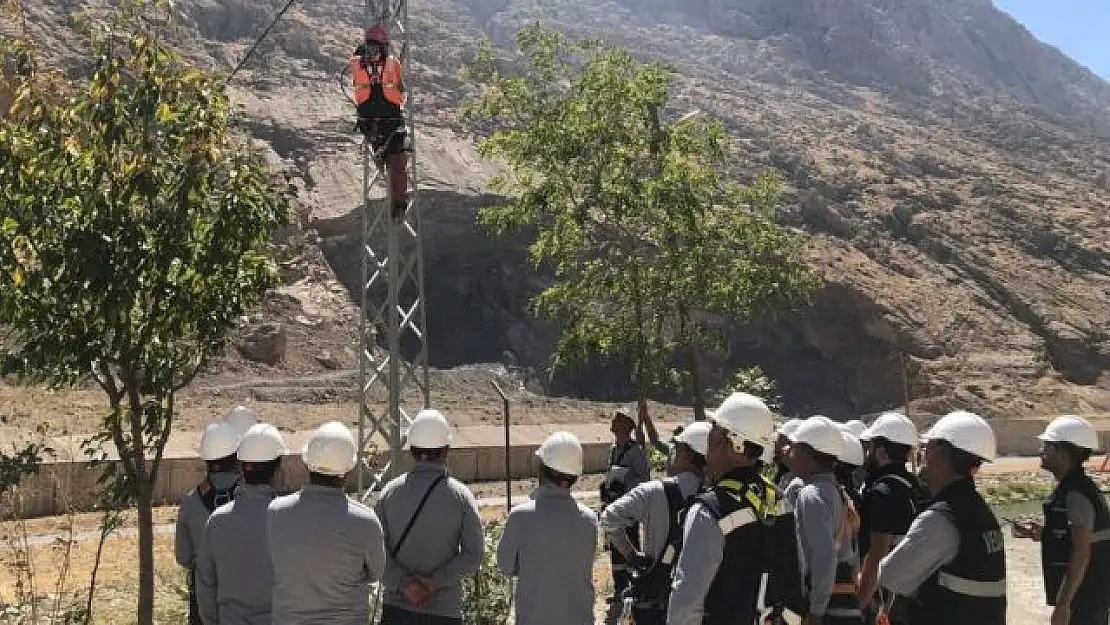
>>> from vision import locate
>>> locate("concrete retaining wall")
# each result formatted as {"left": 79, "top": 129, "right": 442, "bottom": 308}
{"left": 9, "top": 440, "right": 616, "bottom": 519}
{"left": 11, "top": 415, "right": 1108, "bottom": 519}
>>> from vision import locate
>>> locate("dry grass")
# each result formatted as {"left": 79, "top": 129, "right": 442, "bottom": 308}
{"left": 0, "top": 528, "right": 187, "bottom": 624}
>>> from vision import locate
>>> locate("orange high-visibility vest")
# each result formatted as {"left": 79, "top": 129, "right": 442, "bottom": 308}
{"left": 351, "top": 56, "right": 405, "bottom": 108}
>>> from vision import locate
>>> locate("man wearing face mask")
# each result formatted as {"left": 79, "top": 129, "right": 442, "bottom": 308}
{"left": 351, "top": 24, "right": 409, "bottom": 220}
{"left": 176, "top": 421, "right": 242, "bottom": 625}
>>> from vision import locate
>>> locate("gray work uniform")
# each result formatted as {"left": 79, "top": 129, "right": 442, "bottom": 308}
{"left": 496, "top": 485, "right": 598, "bottom": 625}
{"left": 374, "top": 462, "right": 484, "bottom": 619}
{"left": 177, "top": 490, "right": 212, "bottom": 569}
{"left": 794, "top": 473, "right": 857, "bottom": 618}
{"left": 667, "top": 501, "right": 725, "bottom": 625}
{"left": 600, "top": 471, "right": 702, "bottom": 559}
{"left": 605, "top": 441, "right": 651, "bottom": 493}
{"left": 267, "top": 485, "right": 387, "bottom": 625}
{"left": 877, "top": 509, "right": 960, "bottom": 596}
{"left": 195, "top": 484, "right": 277, "bottom": 625}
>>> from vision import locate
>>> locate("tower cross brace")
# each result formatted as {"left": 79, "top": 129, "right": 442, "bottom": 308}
{"left": 356, "top": 0, "right": 430, "bottom": 500}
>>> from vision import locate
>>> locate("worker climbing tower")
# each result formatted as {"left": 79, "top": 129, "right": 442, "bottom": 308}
{"left": 356, "top": 0, "right": 430, "bottom": 498}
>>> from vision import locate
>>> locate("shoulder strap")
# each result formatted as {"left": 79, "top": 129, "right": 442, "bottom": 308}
{"left": 390, "top": 474, "right": 446, "bottom": 560}
{"left": 662, "top": 479, "right": 689, "bottom": 542}
{"left": 613, "top": 442, "right": 631, "bottom": 466}
{"left": 878, "top": 474, "right": 915, "bottom": 491}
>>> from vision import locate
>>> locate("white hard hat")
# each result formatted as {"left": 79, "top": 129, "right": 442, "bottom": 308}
{"left": 237, "top": 423, "right": 288, "bottom": 463}
{"left": 225, "top": 405, "right": 259, "bottom": 436}
{"left": 843, "top": 420, "right": 867, "bottom": 438}
{"left": 535, "top": 431, "right": 583, "bottom": 476}
{"left": 788, "top": 416, "right": 843, "bottom": 458}
{"left": 199, "top": 421, "right": 242, "bottom": 461}
{"left": 302, "top": 421, "right": 358, "bottom": 476}
{"left": 922, "top": 410, "right": 997, "bottom": 461}
{"left": 674, "top": 421, "right": 712, "bottom": 457}
{"left": 404, "top": 409, "right": 453, "bottom": 449}
{"left": 1037, "top": 415, "right": 1101, "bottom": 451}
{"left": 777, "top": 418, "right": 803, "bottom": 438}
{"left": 838, "top": 430, "right": 865, "bottom": 466}
{"left": 861, "top": 412, "right": 918, "bottom": 446}
{"left": 711, "top": 392, "right": 775, "bottom": 449}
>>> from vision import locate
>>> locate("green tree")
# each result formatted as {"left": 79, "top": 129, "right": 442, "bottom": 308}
{"left": 464, "top": 26, "right": 817, "bottom": 415}
{"left": 0, "top": 5, "right": 291, "bottom": 622}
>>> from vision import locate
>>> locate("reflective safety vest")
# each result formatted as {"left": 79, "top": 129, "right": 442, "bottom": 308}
{"left": 699, "top": 469, "right": 777, "bottom": 625}
{"left": 1041, "top": 469, "right": 1110, "bottom": 611}
{"left": 351, "top": 56, "right": 405, "bottom": 108}
{"left": 911, "top": 479, "right": 1006, "bottom": 625}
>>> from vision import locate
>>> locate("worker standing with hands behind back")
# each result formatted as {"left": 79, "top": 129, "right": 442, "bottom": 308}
{"left": 1012, "top": 415, "right": 1110, "bottom": 625}
{"left": 375, "top": 409, "right": 484, "bottom": 625}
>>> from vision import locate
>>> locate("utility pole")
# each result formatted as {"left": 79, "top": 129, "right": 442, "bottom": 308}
{"left": 356, "top": 0, "right": 430, "bottom": 500}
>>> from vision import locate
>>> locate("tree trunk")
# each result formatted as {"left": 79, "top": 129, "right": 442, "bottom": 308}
{"left": 136, "top": 481, "right": 154, "bottom": 625}
{"left": 690, "top": 344, "right": 705, "bottom": 421}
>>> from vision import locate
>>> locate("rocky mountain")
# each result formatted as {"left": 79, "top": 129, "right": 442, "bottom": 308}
{"left": 12, "top": 0, "right": 1110, "bottom": 420}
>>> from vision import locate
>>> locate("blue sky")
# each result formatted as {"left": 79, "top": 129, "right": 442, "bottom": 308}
{"left": 994, "top": 0, "right": 1110, "bottom": 79}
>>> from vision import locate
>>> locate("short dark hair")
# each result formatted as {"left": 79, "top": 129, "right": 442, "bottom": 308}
{"left": 872, "top": 438, "right": 913, "bottom": 463}
{"left": 675, "top": 442, "right": 707, "bottom": 470}
{"left": 935, "top": 440, "right": 983, "bottom": 477}
{"left": 309, "top": 472, "right": 346, "bottom": 488}
{"left": 540, "top": 463, "right": 578, "bottom": 488}
{"left": 742, "top": 441, "right": 765, "bottom": 462}
{"left": 241, "top": 458, "right": 281, "bottom": 485}
{"left": 411, "top": 446, "right": 447, "bottom": 463}
{"left": 1051, "top": 441, "right": 1092, "bottom": 468}
{"left": 207, "top": 454, "right": 237, "bottom": 473}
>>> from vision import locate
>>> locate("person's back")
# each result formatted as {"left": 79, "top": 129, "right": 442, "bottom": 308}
{"left": 268, "top": 486, "right": 386, "bottom": 625}
{"left": 499, "top": 488, "right": 597, "bottom": 625}
{"left": 197, "top": 486, "right": 276, "bottom": 625}
{"left": 375, "top": 464, "right": 483, "bottom": 619}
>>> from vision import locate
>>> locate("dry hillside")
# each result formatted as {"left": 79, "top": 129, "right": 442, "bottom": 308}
{"left": 5, "top": 0, "right": 1110, "bottom": 432}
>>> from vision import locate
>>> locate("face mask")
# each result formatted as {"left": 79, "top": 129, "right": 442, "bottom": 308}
{"left": 209, "top": 472, "right": 239, "bottom": 492}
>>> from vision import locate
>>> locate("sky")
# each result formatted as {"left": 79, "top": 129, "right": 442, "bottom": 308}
{"left": 993, "top": 0, "right": 1110, "bottom": 79}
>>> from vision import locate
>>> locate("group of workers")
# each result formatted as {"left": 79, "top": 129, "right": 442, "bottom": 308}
{"left": 174, "top": 396, "right": 1109, "bottom": 625}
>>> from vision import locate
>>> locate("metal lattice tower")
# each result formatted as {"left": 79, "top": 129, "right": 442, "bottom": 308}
{"left": 356, "top": 0, "right": 429, "bottom": 499}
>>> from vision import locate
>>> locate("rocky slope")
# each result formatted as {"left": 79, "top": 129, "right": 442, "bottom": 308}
{"left": 12, "top": 0, "right": 1110, "bottom": 421}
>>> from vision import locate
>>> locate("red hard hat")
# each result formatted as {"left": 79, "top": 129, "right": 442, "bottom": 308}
{"left": 365, "top": 25, "right": 389, "bottom": 44}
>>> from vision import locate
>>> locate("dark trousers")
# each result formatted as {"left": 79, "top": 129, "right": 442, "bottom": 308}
{"left": 1072, "top": 605, "right": 1110, "bottom": 625}
{"left": 609, "top": 524, "right": 641, "bottom": 599}
{"left": 632, "top": 605, "right": 666, "bottom": 625}
{"left": 354, "top": 115, "right": 409, "bottom": 216}
{"left": 187, "top": 569, "right": 202, "bottom": 625}
{"left": 379, "top": 604, "right": 463, "bottom": 625}
{"left": 823, "top": 563, "right": 864, "bottom": 625}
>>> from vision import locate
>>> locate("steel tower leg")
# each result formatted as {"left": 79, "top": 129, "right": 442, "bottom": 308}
{"left": 357, "top": 0, "right": 429, "bottom": 500}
